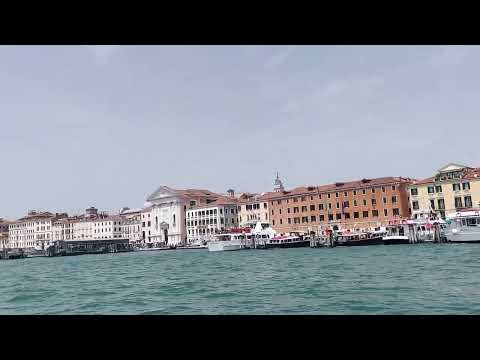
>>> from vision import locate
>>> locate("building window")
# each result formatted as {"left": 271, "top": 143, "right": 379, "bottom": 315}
{"left": 302, "top": 217, "right": 308, "bottom": 223}
{"left": 463, "top": 182, "right": 471, "bottom": 190}
{"left": 279, "top": 209, "right": 282, "bottom": 215}
{"left": 372, "top": 188, "right": 376, "bottom": 193}
{"left": 327, "top": 193, "right": 331, "bottom": 199}
{"left": 362, "top": 189, "right": 366, "bottom": 195}
{"left": 363, "top": 199, "right": 367, "bottom": 206}
{"left": 328, "top": 203, "right": 332, "bottom": 210}
{"left": 294, "top": 207, "right": 299, "bottom": 213}
{"left": 336, "top": 202, "right": 340, "bottom": 209}
{"left": 280, "top": 219, "right": 283, "bottom": 224}
{"left": 353, "top": 200, "right": 357, "bottom": 207}
{"left": 381, "top": 186, "right": 386, "bottom": 192}
{"left": 310, "top": 205, "right": 315, "bottom": 211}
{"left": 277, "top": 200, "right": 281, "bottom": 205}
{"left": 372, "top": 210, "right": 379, "bottom": 217}
{"left": 302, "top": 206, "right": 308, "bottom": 212}
{"left": 428, "top": 186, "right": 435, "bottom": 194}
{"left": 293, "top": 198, "right": 298, "bottom": 203}
{"left": 430, "top": 199, "right": 435, "bottom": 210}
{"left": 354, "top": 212, "right": 359, "bottom": 219}
{"left": 392, "top": 185, "right": 396, "bottom": 191}
{"left": 412, "top": 201, "right": 419, "bottom": 210}
{"left": 271, "top": 210, "right": 274, "bottom": 215}
{"left": 336, "top": 213, "right": 341, "bottom": 220}
{"left": 464, "top": 196, "right": 473, "bottom": 208}
{"left": 344, "top": 192, "right": 348, "bottom": 197}
{"left": 344, "top": 213, "right": 350, "bottom": 219}
{"left": 328, "top": 214, "right": 334, "bottom": 221}
{"left": 371, "top": 199, "right": 376, "bottom": 206}
{"left": 435, "top": 185, "right": 442, "bottom": 193}
{"left": 272, "top": 220, "right": 275, "bottom": 226}
{"left": 319, "top": 204, "right": 324, "bottom": 211}
{"left": 391, "top": 196, "right": 397, "bottom": 204}
{"left": 353, "top": 190, "right": 357, "bottom": 196}
{"left": 384, "top": 209, "right": 388, "bottom": 217}
{"left": 438, "top": 198, "right": 445, "bottom": 210}
{"left": 311, "top": 215, "right": 316, "bottom": 222}
{"left": 287, "top": 208, "right": 291, "bottom": 214}
{"left": 393, "top": 208, "right": 400, "bottom": 216}
{"left": 288, "top": 218, "right": 291, "bottom": 224}
{"left": 319, "top": 194, "right": 322, "bottom": 199}
{"left": 362, "top": 211, "right": 369, "bottom": 218}
{"left": 453, "top": 183, "right": 461, "bottom": 192}
{"left": 319, "top": 215, "right": 325, "bottom": 221}
{"left": 301, "top": 197, "right": 306, "bottom": 202}
{"left": 383, "top": 197, "right": 387, "bottom": 204}
{"left": 455, "top": 197, "right": 463, "bottom": 208}
{"left": 264, "top": 203, "right": 267, "bottom": 208}
{"left": 410, "top": 188, "right": 418, "bottom": 196}
{"left": 335, "top": 192, "right": 339, "bottom": 198}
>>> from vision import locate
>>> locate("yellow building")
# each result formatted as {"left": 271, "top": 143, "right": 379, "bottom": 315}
{"left": 408, "top": 163, "right": 480, "bottom": 219}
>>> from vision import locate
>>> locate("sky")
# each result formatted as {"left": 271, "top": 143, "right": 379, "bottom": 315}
{"left": 1, "top": 45, "right": 479, "bottom": 219}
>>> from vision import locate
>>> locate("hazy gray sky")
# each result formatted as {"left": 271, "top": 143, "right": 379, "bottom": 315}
{"left": 1, "top": 45, "right": 479, "bottom": 219}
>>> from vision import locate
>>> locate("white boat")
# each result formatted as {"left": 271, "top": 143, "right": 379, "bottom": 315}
{"left": 446, "top": 209, "right": 480, "bottom": 243}
{"left": 207, "top": 233, "right": 250, "bottom": 252}
{"left": 383, "top": 223, "right": 410, "bottom": 245}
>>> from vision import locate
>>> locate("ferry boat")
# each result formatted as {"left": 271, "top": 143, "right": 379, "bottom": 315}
{"left": 258, "top": 234, "right": 310, "bottom": 249}
{"left": 335, "top": 231, "right": 384, "bottom": 247}
{"left": 383, "top": 223, "right": 410, "bottom": 245}
{"left": 207, "top": 232, "right": 251, "bottom": 252}
{"left": 446, "top": 208, "right": 480, "bottom": 243}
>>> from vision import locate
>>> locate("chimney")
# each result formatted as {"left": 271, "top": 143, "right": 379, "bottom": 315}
{"left": 227, "top": 189, "right": 235, "bottom": 198}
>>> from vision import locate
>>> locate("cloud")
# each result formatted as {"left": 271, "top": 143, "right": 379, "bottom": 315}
{"left": 84, "top": 45, "right": 120, "bottom": 66}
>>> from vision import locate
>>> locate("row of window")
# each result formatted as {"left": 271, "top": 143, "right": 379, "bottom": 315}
{"left": 273, "top": 186, "right": 398, "bottom": 205}
{"left": 272, "top": 208, "right": 401, "bottom": 225}
{"left": 412, "top": 196, "right": 473, "bottom": 210}
{"left": 411, "top": 182, "right": 471, "bottom": 196}
{"left": 274, "top": 197, "right": 398, "bottom": 215}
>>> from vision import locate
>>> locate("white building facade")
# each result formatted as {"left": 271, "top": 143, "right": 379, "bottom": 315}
{"left": 8, "top": 211, "right": 68, "bottom": 249}
{"left": 186, "top": 201, "right": 239, "bottom": 242}
{"left": 143, "top": 186, "right": 219, "bottom": 246}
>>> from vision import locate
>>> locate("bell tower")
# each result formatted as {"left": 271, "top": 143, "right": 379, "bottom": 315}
{"left": 274, "top": 172, "right": 285, "bottom": 192}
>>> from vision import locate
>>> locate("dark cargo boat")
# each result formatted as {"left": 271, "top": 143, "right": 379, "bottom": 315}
{"left": 259, "top": 235, "right": 310, "bottom": 249}
{"left": 335, "top": 231, "right": 385, "bottom": 247}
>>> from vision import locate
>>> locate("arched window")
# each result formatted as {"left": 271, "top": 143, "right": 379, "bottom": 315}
{"left": 173, "top": 214, "right": 176, "bottom": 226}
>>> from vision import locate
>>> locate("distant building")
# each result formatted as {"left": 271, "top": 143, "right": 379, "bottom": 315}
{"left": 408, "top": 163, "right": 480, "bottom": 219}
{"left": 237, "top": 193, "right": 273, "bottom": 227}
{"left": 9, "top": 210, "right": 68, "bottom": 249}
{"left": 186, "top": 196, "right": 239, "bottom": 242}
{"left": 0, "top": 218, "right": 10, "bottom": 250}
{"left": 143, "top": 186, "right": 220, "bottom": 245}
{"left": 119, "top": 207, "right": 142, "bottom": 244}
{"left": 268, "top": 176, "right": 414, "bottom": 234}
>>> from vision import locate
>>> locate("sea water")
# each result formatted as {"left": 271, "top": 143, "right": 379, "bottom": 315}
{"left": 1, "top": 244, "right": 479, "bottom": 314}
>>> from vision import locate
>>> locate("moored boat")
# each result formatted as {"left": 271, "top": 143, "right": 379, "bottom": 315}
{"left": 258, "top": 234, "right": 310, "bottom": 249}
{"left": 446, "top": 208, "right": 480, "bottom": 243}
{"left": 335, "top": 231, "right": 384, "bottom": 247}
{"left": 207, "top": 233, "right": 250, "bottom": 252}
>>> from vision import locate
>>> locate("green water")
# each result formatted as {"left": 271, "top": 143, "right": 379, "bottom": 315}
{"left": 1, "top": 244, "right": 479, "bottom": 314}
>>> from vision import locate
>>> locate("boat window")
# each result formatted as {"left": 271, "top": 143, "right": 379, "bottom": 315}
{"left": 467, "top": 218, "right": 477, "bottom": 226}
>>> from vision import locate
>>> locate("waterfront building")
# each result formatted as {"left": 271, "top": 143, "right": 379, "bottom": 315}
{"left": 0, "top": 218, "right": 10, "bottom": 250}
{"left": 186, "top": 196, "right": 239, "bottom": 242}
{"left": 237, "top": 173, "right": 284, "bottom": 227}
{"left": 143, "top": 186, "right": 220, "bottom": 245}
{"left": 408, "top": 163, "right": 480, "bottom": 219}
{"left": 9, "top": 211, "right": 68, "bottom": 249}
{"left": 119, "top": 208, "right": 142, "bottom": 244}
{"left": 268, "top": 177, "right": 414, "bottom": 234}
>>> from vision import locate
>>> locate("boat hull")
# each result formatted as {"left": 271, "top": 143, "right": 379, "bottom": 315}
{"left": 260, "top": 240, "right": 310, "bottom": 249}
{"left": 383, "top": 236, "right": 410, "bottom": 245}
{"left": 207, "top": 241, "right": 246, "bottom": 252}
{"left": 336, "top": 236, "right": 383, "bottom": 247}
{"left": 448, "top": 231, "right": 480, "bottom": 243}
